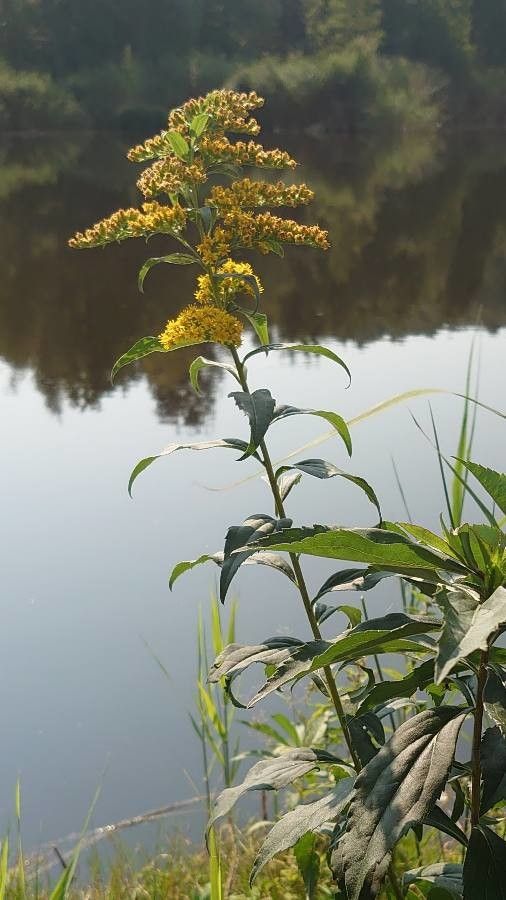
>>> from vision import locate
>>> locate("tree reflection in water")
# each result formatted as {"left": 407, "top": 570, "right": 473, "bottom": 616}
{"left": 0, "top": 129, "right": 505, "bottom": 423}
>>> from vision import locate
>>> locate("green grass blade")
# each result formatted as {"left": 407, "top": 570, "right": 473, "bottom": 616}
{"left": 0, "top": 837, "right": 9, "bottom": 900}
{"left": 49, "top": 784, "right": 101, "bottom": 900}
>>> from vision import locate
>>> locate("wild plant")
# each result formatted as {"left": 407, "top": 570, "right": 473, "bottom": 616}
{"left": 70, "top": 90, "right": 506, "bottom": 899}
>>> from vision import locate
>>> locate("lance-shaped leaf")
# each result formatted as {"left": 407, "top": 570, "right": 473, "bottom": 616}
{"left": 314, "top": 602, "right": 362, "bottom": 627}
{"left": 314, "top": 568, "right": 394, "bottom": 603}
{"left": 481, "top": 726, "right": 506, "bottom": 814}
{"left": 242, "top": 311, "right": 269, "bottom": 345}
{"left": 276, "top": 459, "right": 381, "bottom": 519}
{"left": 111, "top": 336, "right": 165, "bottom": 381}
{"left": 463, "top": 825, "right": 506, "bottom": 900}
{"left": 248, "top": 614, "right": 440, "bottom": 707}
{"left": 189, "top": 356, "right": 240, "bottom": 394}
{"left": 208, "top": 749, "right": 323, "bottom": 831}
{"left": 220, "top": 513, "right": 292, "bottom": 601}
{"left": 208, "top": 636, "right": 306, "bottom": 683}
{"left": 272, "top": 406, "right": 352, "bottom": 456}
{"left": 128, "top": 437, "right": 254, "bottom": 496}
{"left": 276, "top": 470, "right": 302, "bottom": 502}
{"left": 242, "top": 343, "right": 351, "bottom": 385}
{"left": 484, "top": 668, "right": 506, "bottom": 735}
{"left": 138, "top": 252, "right": 197, "bottom": 292}
{"left": 425, "top": 804, "right": 469, "bottom": 847}
{"left": 229, "top": 389, "right": 276, "bottom": 458}
{"left": 169, "top": 549, "right": 296, "bottom": 591}
{"left": 247, "top": 525, "right": 468, "bottom": 575}
{"left": 332, "top": 706, "right": 469, "bottom": 900}
{"left": 435, "top": 586, "right": 506, "bottom": 683}
{"left": 357, "top": 659, "right": 435, "bottom": 715}
{"left": 460, "top": 461, "right": 506, "bottom": 515}
{"left": 403, "top": 863, "right": 463, "bottom": 897}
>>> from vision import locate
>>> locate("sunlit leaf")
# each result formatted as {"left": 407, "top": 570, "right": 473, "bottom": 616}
{"left": 111, "top": 336, "right": 165, "bottom": 381}
{"left": 276, "top": 459, "right": 381, "bottom": 519}
{"left": 460, "top": 460, "right": 506, "bottom": 516}
{"left": 128, "top": 437, "right": 253, "bottom": 496}
{"left": 403, "top": 863, "right": 463, "bottom": 897}
{"left": 189, "top": 356, "right": 239, "bottom": 394}
{"left": 166, "top": 129, "right": 190, "bottom": 160}
{"left": 243, "top": 311, "right": 270, "bottom": 345}
{"left": 138, "top": 253, "right": 197, "bottom": 292}
{"left": 435, "top": 586, "right": 506, "bottom": 683}
{"left": 484, "top": 668, "right": 506, "bottom": 735}
{"left": 242, "top": 343, "right": 351, "bottom": 385}
{"left": 273, "top": 406, "right": 352, "bottom": 457}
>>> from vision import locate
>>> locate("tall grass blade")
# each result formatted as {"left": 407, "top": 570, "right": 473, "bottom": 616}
{"left": 0, "top": 837, "right": 8, "bottom": 900}
{"left": 49, "top": 785, "right": 101, "bottom": 900}
{"left": 15, "top": 780, "right": 26, "bottom": 899}
{"left": 208, "top": 827, "right": 223, "bottom": 900}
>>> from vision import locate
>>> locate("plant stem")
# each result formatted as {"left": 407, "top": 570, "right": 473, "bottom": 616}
{"left": 229, "top": 346, "right": 361, "bottom": 771}
{"left": 470, "top": 649, "right": 488, "bottom": 828}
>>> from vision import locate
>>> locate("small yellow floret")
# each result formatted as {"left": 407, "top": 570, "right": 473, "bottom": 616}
{"left": 195, "top": 260, "right": 264, "bottom": 305}
{"left": 159, "top": 305, "right": 243, "bottom": 350}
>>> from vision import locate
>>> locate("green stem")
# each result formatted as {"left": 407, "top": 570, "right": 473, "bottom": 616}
{"left": 229, "top": 345, "right": 361, "bottom": 772}
{"left": 471, "top": 649, "right": 488, "bottom": 828}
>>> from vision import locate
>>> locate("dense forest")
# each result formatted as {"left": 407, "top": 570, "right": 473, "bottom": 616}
{"left": 1, "top": 0, "right": 506, "bottom": 132}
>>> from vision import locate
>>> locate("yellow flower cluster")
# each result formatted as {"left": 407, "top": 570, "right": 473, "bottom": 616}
{"left": 168, "top": 90, "right": 263, "bottom": 137}
{"left": 220, "top": 210, "right": 330, "bottom": 253}
{"left": 127, "top": 132, "right": 177, "bottom": 163}
{"left": 195, "top": 260, "right": 264, "bottom": 305}
{"left": 197, "top": 227, "right": 232, "bottom": 268}
{"left": 69, "top": 203, "right": 186, "bottom": 248}
{"left": 210, "top": 179, "right": 314, "bottom": 212}
{"left": 137, "top": 158, "right": 206, "bottom": 198}
{"left": 200, "top": 137, "right": 296, "bottom": 170}
{"left": 159, "top": 304, "right": 243, "bottom": 350}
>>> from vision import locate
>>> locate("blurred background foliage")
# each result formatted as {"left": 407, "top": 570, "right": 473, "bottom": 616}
{"left": 1, "top": 0, "right": 506, "bottom": 133}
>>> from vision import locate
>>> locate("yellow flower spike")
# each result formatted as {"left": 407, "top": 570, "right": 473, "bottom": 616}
{"left": 195, "top": 260, "right": 264, "bottom": 306}
{"left": 220, "top": 210, "right": 330, "bottom": 253}
{"left": 210, "top": 179, "right": 314, "bottom": 212}
{"left": 69, "top": 202, "right": 186, "bottom": 249}
{"left": 159, "top": 305, "right": 243, "bottom": 351}
{"left": 137, "top": 157, "right": 207, "bottom": 199}
{"left": 200, "top": 136, "right": 296, "bottom": 170}
{"left": 196, "top": 228, "right": 232, "bottom": 268}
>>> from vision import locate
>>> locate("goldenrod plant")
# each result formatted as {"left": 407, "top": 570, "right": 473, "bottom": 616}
{"left": 71, "top": 90, "right": 506, "bottom": 899}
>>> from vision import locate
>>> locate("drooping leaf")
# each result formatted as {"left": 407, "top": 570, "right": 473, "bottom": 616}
{"left": 166, "top": 129, "right": 190, "bottom": 160}
{"left": 189, "top": 356, "right": 239, "bottom": 394}
{"left": 208, "top": 749, "right": 323, "bottom": 832}
{"left": 229, "top": 388, "right": 276, "bottom": 458}
{"left": 332, "top": 707, "right": 469, "bottom": 900}
{"left": 251, "top": 778, "right": 354, "bottom": 883}
{"left": 404, "top": 864, "right": 463, "bottom": 897}
{"left": 276, "top": 460, "right": 381, "bottom": 519}
{"left": 273, "top": 406, "right": 352, "bottom": 457}
{"left": 460, "top": 461, "right": 506, "bottom": 516}
{"left": 138, "top": 253, "right": 196, "bottom": 292}
{"left": 357, "top": 659, "right": 435, "bottom": 715}
{"left": 248, "top": 526, "right": 468, "bottom": 575}
{"left": 484, "top": 668, "right": 506, "bottom": 735}
{"left": 294, "top": 833, "right": 320, "bottom": 899}
{"left": 169, "top": 548, "right": 296, "bottom": 591}
{"left": 243, "top": 311, "right": 270, "bottom": 345}
{"left": 111, "top": 336, "right": 165, "bottom": 381}
{"left": 314, "top": 602, "right": 362, "bottom": 627}
{"left": 435, "top": 586, "right": 506, "bottom": 683}
{"left": 424, "top": 804, "right": 469, "bottom": 847}
{"left": 463, "top": 826, "right": 506, "bottom": 900}
{"left": 276, "top": 470, "right": 303, "bottom": 502}
{"left": 314, "top": 568, "right": 394, "bottom": 602}
{"left": 220, "top": 513, "right": 292, "bottom": 601}
{"left": 169, "top": 553, "right": 223, "bottom": 590}
{"left": 242, "top": 343, "right": 351, "bottom": 384}
{"left": 208, "top": 636, "right": 306, "bottom": 684}
{"left": 128, "top": 438, "right": 253, "bottom": 496}
{"left": 480, "top": 726, "right": 506, "bottom": 814}
{"left": 248, "top": 614, "right": 440, "bottom": 707}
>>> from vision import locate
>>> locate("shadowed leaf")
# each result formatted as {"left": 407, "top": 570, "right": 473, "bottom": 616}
{"left": 463, "top": 826, "right": 506, "bottom": 899}
{"left": 481, "top": 726, "right": 506, "bottom": 814}
{"left": 435, "top": 586, "right": 506, "bottom": 683}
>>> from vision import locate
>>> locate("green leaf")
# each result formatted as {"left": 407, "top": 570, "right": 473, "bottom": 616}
{"left": 435, "top": 586, "right": 506, "bottom": 683}
{"left": 111, "top": 336, "right": 165, "bottom": 381}
{"left": 294, "top": 833, "right": 320, "bottom": 899}
{"left": 243, "top": 311, "right": 270, "bottom": 345}
{"left": 166, "top": 129, "right": 190, "bottom": 160}
{"left": 332, "top": 707, "right": 469, "bottom": 900}
{"left": 276, "top": 470, "right": 303, "bottom": 502}
{"left": 463, "top": 826, "right": 506, "bottom": 899}
{"left": 484, "top": 668, "right": 506, "bottom": 735}
{"left": 404, "top": 864, "right": 463, "bottom": 897}
{"left": 251, "top": 778, "right": 354, "bottom": 883}
{"left": 0, "top": 837, "right": 8, "bottom": 900}
{"left": 314, "top": 602, "right": 362, "bottom": 627}
{"left": 220, "top": 513, "right": 292, "bottom": 601}
{"left": 138, "top": 253, "right": 196, "bottom": 292}
{"left": 208, "top": 749, "right": 322, "bottom": 833}
{"left": 128, "top": 438, "right": 252, "bottom": 496}
{"left": 242, "top": 343, "right": 351, "bottom": 384}
{"left": 425, "top": 805, "right": 469, "bottom": 847}
{"left": 209, "top": 636, "right": 305, "bottom": 684}
{"left": 357, "top": 659, "right": 435, "bottom": 715}
{"left": 190, "top": 112, "right": 209, "bottom": 139}
{"left": 277, "top": 459, "right": 380, "bottom": 518}
{"left": 481, "top": 726, "right": 506, "bottom": 813}
{"left": 247, "top": 614, "right": 440, "bottom": 706}
{"left": 314, "top": 567, "right": 395, "bottom": 602}
{"left": 229, "top": 389, "right": 276, "bottom": 458}
{"left": 170, "top": 548, "right": 296, "bottom": 591}
{"left": 169, "top": 553, "right": 222, "bottom": 590}
{"left": 460, "top": 461, "right": 506, "bottom": 516}
{"left": 49, "top": 785, "right": 101, "bottom": 900}
{"left": 248, "top": 525, "right": 467, "bottom": 574}
{"left": 189, "top": 356, "right": 239, "bottom": 394}
{"left": 273, "top": 406, "right": 352, "bottom": 457}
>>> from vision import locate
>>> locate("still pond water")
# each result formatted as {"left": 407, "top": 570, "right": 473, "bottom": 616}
{"left": 1, "top": 128, "right": 505, "bottom": 852}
